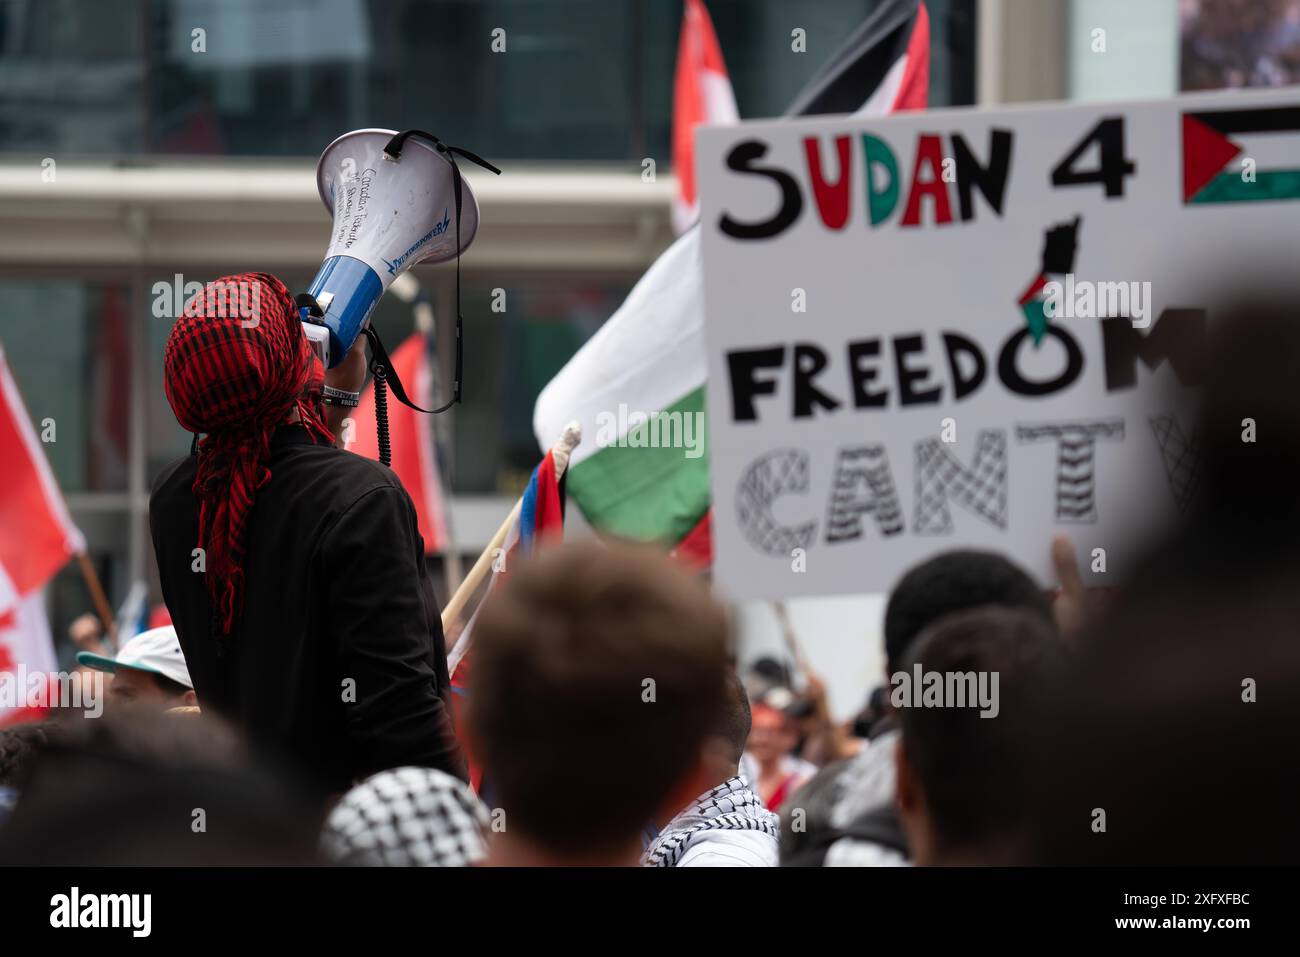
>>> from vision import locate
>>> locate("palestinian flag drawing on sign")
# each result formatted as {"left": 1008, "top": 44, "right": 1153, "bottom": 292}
{"left": 1183, "top": 105, "right": 1300, "bottom": 204}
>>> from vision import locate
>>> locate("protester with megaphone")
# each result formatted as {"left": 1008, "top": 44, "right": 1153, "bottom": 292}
{"left": 149, "top": 270, "right": 464, "bottom": 795}
{"left": 148, "top": 127, "right": 497, "bottom": 796}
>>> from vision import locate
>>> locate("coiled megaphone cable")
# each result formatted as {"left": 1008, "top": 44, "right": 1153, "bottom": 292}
{"left": 369, "top": 342, "right": 392, "bottom": 468}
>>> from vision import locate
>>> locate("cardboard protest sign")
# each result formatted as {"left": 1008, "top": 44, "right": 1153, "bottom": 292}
{"left": 698, "top": 88, "right": 1300, "bottom": 599}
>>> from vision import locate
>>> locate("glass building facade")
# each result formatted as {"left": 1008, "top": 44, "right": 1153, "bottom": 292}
{"left": 1, "top": 0, "right": 974, "bottom": 159}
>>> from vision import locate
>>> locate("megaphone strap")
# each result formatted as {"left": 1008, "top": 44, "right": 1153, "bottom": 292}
{"left": 361, "top": 324, "right": 450, "bottom": 415}
{"left": 299, "top": 129, "right": 498, "bottom": 467}
{"left": 381, "top": 130, "right": 502, "bottom": 177}
{"left": 379, "top": 129, "right": 500, "bottom": 417}
{"left": 292, "top": 290, "right": 447, "bottom": 421}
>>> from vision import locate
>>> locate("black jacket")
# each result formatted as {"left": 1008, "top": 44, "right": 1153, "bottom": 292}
{"left": 150, "top": 425, "right": 462, "bottom": 793}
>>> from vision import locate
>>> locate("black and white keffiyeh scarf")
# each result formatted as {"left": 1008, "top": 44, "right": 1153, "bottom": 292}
{"left": 321, "top": 766, "right": 489, "bottom": 867}
{"left": 642, "top": 775, "right": 780, "bottom": 867}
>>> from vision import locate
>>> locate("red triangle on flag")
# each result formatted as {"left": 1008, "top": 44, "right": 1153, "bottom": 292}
{"left": 671, "top": 509, "right": 713, "bottom": 569}
{"left": 1182, "top": 114, "right": 1243, "bottom": 202}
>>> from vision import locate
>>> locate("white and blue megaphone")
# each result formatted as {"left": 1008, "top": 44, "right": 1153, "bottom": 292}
{"left": 299, "top": 128, "right": 498, "bottom": 374}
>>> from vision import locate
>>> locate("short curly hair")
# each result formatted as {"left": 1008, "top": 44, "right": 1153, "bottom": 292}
{"left": 883, "top": 550, "right": 1053, "bottom": 670}
{"left": 0, "top": 721, "right": 59, "bottom": 788}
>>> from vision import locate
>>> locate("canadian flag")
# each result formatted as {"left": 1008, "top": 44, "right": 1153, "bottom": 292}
{"left": 0, "top": 345, "right": 84, "bottom": 725}
{"left": 0, "top": 594, "right": 58, "bottom": 726}
{"left": 672, "top": 0, "right": 739, "bottom": 234}
{"left": 346, "top": 333, "right": 449, "bottom": 554}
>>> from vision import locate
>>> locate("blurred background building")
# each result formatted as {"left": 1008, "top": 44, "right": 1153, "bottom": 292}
{"left": 0, "top": 0, "right": 1294, "bottom": 693}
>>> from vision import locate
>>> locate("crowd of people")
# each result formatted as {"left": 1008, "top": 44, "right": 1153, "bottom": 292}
{"left": 0, "top": 278, "right": 1295, "bottom": 867}
{"left": 1181, "top": 0, "right": 1300, "bottom": 90}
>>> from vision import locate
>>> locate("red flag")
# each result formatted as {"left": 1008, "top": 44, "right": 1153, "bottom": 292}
{"left": 347, "top": 333, "right": 448, "bottom": 554}
{"left": 0, "top": 346, "right": 84, "bottom": 612}
{"left": 672, "top": 0, "right": 738, "bottom": 233}
{"left": 0, "top": 346, "right": 83, "bottom": 726}
{"left": 0, "top": 593, "right": 58, "bottom": 727}
{"left": 876, "top": 0, "right": 930, "bottom": 113}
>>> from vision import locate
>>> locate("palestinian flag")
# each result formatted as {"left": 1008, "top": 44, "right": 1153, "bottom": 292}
{"left": 1183, "top": 105, "right": 1300, "bottom": 204}
{"left": 1016, "top": 216, "right": 1081, "bottom": 346}
{"left": 672, "top": 0, "right": 739, "bottom": 234}
{"left": 533, "top": 0, "right": 931, "bottom": 565}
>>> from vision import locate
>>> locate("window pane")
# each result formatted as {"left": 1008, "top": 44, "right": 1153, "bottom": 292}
{"left": 1, "top": 0, "right": 975, "bottom": 160}
{"left": 0, "top": 279, "right": 131, "bottom": 493}
{"left": 450, "top": 279, "right": 631, "bottom": 494}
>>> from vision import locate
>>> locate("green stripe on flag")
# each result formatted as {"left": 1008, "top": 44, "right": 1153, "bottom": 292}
{"left": 566, "top": 387, "right": 711, "bottom": 544}
{"left": 1191, "top": 169, "right": 1300, "bottom": 204}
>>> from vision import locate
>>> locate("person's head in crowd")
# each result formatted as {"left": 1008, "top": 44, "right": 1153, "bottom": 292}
{"left": 0, "top": 711, "right": 320, "bottom": 865}
{"left": 883, "top": 550, "right": 1054, "bottom": 673}
{"left": 1026, "top": 295, "right": 1300, "bottom": 865}
{"left": 701, "top": 672, "right": 752, "bottom": 785}
{"left": 467, "top": 542, "right": 731, "bottom": 867}
{"left": 851, "top": 686, "right": 892, "bottom": 740}
{"left": 643, "top": 672, "right": 781, "bottom": 868}
{"left": 0, "top": 721, "right": 59, "bottom": 790}
{"left": 653, "top": 670, "right": 755, "bottom": 828}
{"left": 76, "top": 626, "right": 197, "bottom": 713}
{"left": 893, "top": 606, "right": 1062, "bottom": 866}
{"left": 777, "top": 550, "right": 1055, "bottom": 866}
{"left": 744, "top": 655, "right": 793, "bottom": 701}
{"left": 1167, "top": 295, "right": 1300, "bottom": 568}
{"left": 322, "top": 766, "right": 489, "bottom": 867}
{"left": 746, "top": 699, "right": 800, "bottom": 770}
{"left": 0, "top": 721, "right": 61, "bottom": 825}
{"left": 745, "top": 691, "right": 820, "bottom": 813}
{"left": 1027, "top": 574, "right": 1300, "bottom": 864}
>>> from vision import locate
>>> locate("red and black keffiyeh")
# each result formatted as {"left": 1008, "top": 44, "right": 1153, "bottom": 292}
{"left": 163, "top": 272, "right": 333, "bottom": 636}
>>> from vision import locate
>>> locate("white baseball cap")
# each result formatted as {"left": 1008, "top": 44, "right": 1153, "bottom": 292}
{"left": 76, "top": 626, "right": 193, "bottom": 690}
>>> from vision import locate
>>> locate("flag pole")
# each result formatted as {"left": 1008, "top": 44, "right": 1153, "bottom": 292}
{"left": 75, "top": 551, "right": 118, "bottom": 645}
{"left": 417, "top": 299, "right": 465, "bottom": 599}
{"left": 442, "top": 422, "right": 581, "bottom": 636}
{"left": 771, "top": 600, "right": 811, "bottom": 677}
